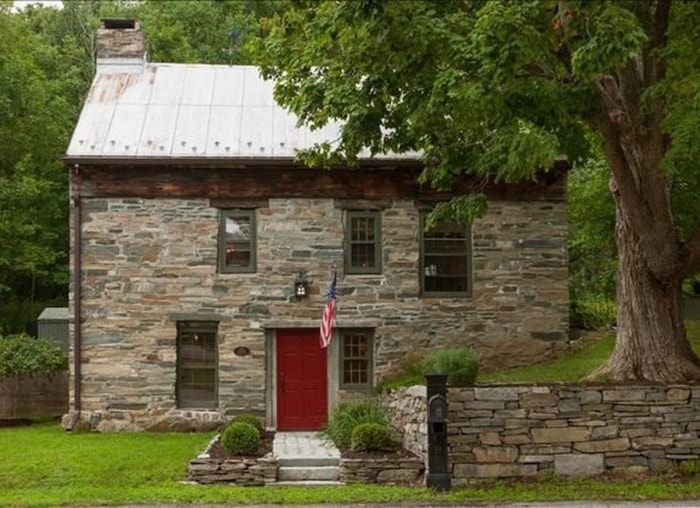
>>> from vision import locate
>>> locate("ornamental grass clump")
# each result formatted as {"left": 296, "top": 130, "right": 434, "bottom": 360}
{"left": 350, "top": 422, "right": 394, "bottom": 452}
{"left": 323, "top": 399, "right": 389, "bottom": 449}
{"left": 420, "top": 348, "right": 479, "bottom": 386}
{"left": 0, "top": 334, "right": 68, "bottom": 378}
{"left": 221, "top": 421, "right": 260, "bottom": 456}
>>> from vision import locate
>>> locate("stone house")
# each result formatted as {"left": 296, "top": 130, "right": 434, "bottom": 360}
{"left": 63, "top": 20, "right": 569, "bottom": 432}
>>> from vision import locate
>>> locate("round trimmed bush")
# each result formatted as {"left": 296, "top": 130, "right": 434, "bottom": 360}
{"left": 323, "top": 399, "right": 389, "bottom": 449}
{"left": 350, "top": 422, "right": 393, "bottom": 452}
{"left": 221, "top": 421, "right": 260, "bottom": 456}
{"left": 233, "top": 413, "right": 264, "bottom": 433}
{"left": 420, "top": 348, "right": 479, "bottom": 386}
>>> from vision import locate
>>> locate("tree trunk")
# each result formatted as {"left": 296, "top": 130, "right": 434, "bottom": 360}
{"left": 593, "top": 195, "right": 700, "bottom": 383}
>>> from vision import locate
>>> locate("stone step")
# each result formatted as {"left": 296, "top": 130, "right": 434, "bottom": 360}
{"left": 277, "top": 456, "right": 339, "bottom": 468}
{"left": 277, "top": 465, "right": 340, "bottom": 482}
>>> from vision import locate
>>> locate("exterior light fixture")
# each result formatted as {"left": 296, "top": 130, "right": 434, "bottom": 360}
{"left": 294, "top": 271, "right": 309, "bottom": 300}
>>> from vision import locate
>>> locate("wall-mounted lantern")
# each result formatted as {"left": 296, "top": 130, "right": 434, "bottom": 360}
{"left": 294, "top": 271, "right": 310, "bottom": 300}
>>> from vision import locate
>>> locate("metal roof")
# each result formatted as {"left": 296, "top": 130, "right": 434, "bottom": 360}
{"left": 66, "top": 64, "right": 417, "bottom": 163}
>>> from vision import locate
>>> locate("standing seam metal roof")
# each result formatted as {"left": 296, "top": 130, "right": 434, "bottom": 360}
{"left": 66, "top": 64, "right": 417, "bottom": 162}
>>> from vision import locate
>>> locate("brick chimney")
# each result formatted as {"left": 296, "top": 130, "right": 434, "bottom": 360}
{"left": 96, "top": 19, "right": 147, "bottom": 74}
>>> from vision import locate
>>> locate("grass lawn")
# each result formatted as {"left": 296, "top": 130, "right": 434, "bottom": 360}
{"left": 4, "top": 423, "right": 700, "bottom": 506}
{"left": 479, "top": 320, "right": 700, "bottom": 383}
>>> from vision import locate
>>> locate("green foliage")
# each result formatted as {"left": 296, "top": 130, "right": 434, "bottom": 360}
{"left": 323, "top": 399, "right": 389, "bottom": 449}
{"left": 232, "top": 413, "right": 263, "bottom": 434}
{"left": 419, "top": 348, "right": 479, "bottom": 387}
{"left": 350, "top": 423, "right": 393, "bottom": 452}
{"left": 571, "top": 298, "right": 617, "bottom": 331}
{"left": 220, "top": 421, "right": 260, "bottom": 456}
{"left": 0, "top": 333, "right": 68, "bottom": 377}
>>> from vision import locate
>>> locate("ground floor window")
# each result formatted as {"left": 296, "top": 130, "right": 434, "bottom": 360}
{"left": 176, "top": 321, "right": 218, "bottom": 409}
{"left": 340, "top": 330, "right": 373, "bottom": 390}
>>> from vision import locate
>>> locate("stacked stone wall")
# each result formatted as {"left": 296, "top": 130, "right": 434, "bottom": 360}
{"left": 381, "top": 386, "right": 427, "bottom": 460}
{"left": 386, "top": 383, "right": 700, "bottom": 483}
{"left": 72, "top": 196, "right": 567, "bottom": 428}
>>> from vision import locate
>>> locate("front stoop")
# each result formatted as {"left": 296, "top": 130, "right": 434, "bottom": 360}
{"left": 272, "top": 432, "right": 343, "bottom": 485}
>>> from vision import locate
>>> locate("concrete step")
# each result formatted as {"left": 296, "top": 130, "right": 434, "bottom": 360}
{"left": 272, "top": 480, "right": 345, "bottom": 486}
{"left": 278, "top": 465, "right": 340, "bottom": 482}
{"left": 277, "top": 456, "right": 339, "bottom": 468}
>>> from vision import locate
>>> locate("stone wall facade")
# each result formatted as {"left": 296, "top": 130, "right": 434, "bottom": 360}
{"left": 70, "top": 195, "right": 567, "bottom": 429}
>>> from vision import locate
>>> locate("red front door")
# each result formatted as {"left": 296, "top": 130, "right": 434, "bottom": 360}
{"left": 276, "top": 329, "right": 327, "bottom": 430}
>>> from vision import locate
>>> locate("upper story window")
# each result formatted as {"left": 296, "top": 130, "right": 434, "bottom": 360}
{"left": 340, "top": 330, "right": 373, "bottom": 390}
{"left": 421, "top": 217, "right": 472, "bottom": 297}
{"left": 219, "top": 210, "right": 256, "bottom": 273}
{"left": 176, "top": 321, "right": 218, "bottom": 409}
{"left": 346, "top": 211, "right": 381, "bottom": 274}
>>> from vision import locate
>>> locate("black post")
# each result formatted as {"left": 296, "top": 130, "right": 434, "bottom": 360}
{"left": 425, "top": 373, "right": 450, "bottom": 491}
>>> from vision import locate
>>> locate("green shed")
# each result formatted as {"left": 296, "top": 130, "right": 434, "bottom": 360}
{"left": 37, "top": 307, "right": 69, "bottom": 353}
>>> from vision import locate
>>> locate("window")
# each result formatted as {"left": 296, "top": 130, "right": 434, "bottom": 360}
{"left": 176, "top": 321, "right": 218, "bottom": 409}
{"left": 346, "top": 211, "right": 381, "bottom": 274}
{"left": 219, "top": 210, "right": 256, "bottom": 273}
{"left": 340, "top": 330, "right": 373, "bottom": 389}
{"left": 421, "top": 217, "right": 472, "bottom": 297}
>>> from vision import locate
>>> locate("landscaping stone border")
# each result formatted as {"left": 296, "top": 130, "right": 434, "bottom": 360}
{"left": 340, "top": 456, "right": 425, "bottom": 485}
{"left": 188, "top": 436, "right": 277, "bottom": 486}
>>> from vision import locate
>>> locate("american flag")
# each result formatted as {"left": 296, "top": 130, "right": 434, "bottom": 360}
{"left": 319, "top": 271, "right": 337, "bottom": 349}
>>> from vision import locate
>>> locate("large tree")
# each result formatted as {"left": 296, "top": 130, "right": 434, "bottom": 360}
{"left": 257, "top": 0, "right": 700, "bottom": 382}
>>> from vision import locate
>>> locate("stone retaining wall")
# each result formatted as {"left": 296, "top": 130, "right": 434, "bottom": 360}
{"left": 451, "top": 384, "right": 700, "bottom": 482}
{"left": 188, "top": 437, "right": 277, "bottom": 486}
{"left": 340, "top": 457, "right": 425, "bottom": 485}
{"left": 381, "top": 386, "right": 427, "bottom": 460}
{"left": 384, "top": 383, "right": 700, "bottom": 483}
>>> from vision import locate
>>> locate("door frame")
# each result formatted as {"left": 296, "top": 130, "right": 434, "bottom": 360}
{"left": 265, "top": 326, "right": 339, "bottom": 430}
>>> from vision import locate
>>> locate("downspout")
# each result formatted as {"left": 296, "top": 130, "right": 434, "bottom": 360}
{"left": 71, "top": 164, "right": 82, "bottom": 426}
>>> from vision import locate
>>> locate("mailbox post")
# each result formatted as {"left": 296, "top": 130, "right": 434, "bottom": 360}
{"left": 426, "top": 373, "right": 450, "bottom": 491}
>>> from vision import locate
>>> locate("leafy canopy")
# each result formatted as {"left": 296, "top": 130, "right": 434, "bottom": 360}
{"left": 257, "top": 0, "right": 700, "bottom": 238}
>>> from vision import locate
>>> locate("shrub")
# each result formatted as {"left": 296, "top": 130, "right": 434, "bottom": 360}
{"left": 419, "top": 348, "right": 479, "bottom": 386}
{"left": 0, "top": 334, "right": 68, "bottom": 378}
{"left": 323, "top": 399, "right": 389, "bottom": 449}
{"left": 350, "top": 422, "right": 394, "bottom": 452}
{"left": 571, "top": 298, "right": 617, "bottom": 330}
{"left": 232, "top": 413, "right": 264, "bottom": 433}
{"left": 221, "top": 421, "right": 260, "bottom": 456}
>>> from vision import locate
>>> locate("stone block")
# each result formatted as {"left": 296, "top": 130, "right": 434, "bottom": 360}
{"left": 473, "top": 446, "right": 519, "bottom": 463}
{"left": 667, "top": 388, "right": 691, "bottom": 401}
{"left": 631, "top": 436, "right": 673, "bottom": 449}
{"left": 591, "top": 425, "right": 619, "bottom": 440}
{"left": 573, "top": 438, "right": 630, "bottom": 453}
{"left": 578, "top": 390, "right": 602, "bottom": 405}
{"left": 532, "top": 427, "right": 589, "bottom": 443}
{"left": 453, "top": 463, "right": 537, "bottom": 478}
{"left": 554, "top": 454, "right": 604, "bottom": 477}
{"left": 474, "top": 387, "right": 522, "bottom": 401}
{"left": 602, "top": 389, "right": 648, "bottom": 402}
{"left": 479, "top": 432, "right": 502, "bottom": 446}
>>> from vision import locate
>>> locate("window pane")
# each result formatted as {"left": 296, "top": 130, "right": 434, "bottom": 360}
{"left": 422, "top": 219, "right": 470, "bottom": 295}
{"left": 224, "top": 216, "right": 251, "bottom": 268}
{"left": 351, "top": 217, "right": 375, "bottom": 242}
{"left": 347, "top": 213, "right": 380, "bottom": 273}
{"left": 342, "top": 332, "right": 370, "bottom": 387}
{"left": 177, "top": 323, "right": 217, "bottom": 408}
{"left": 351, "top": 243, "right": 376, "bottom": 268}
